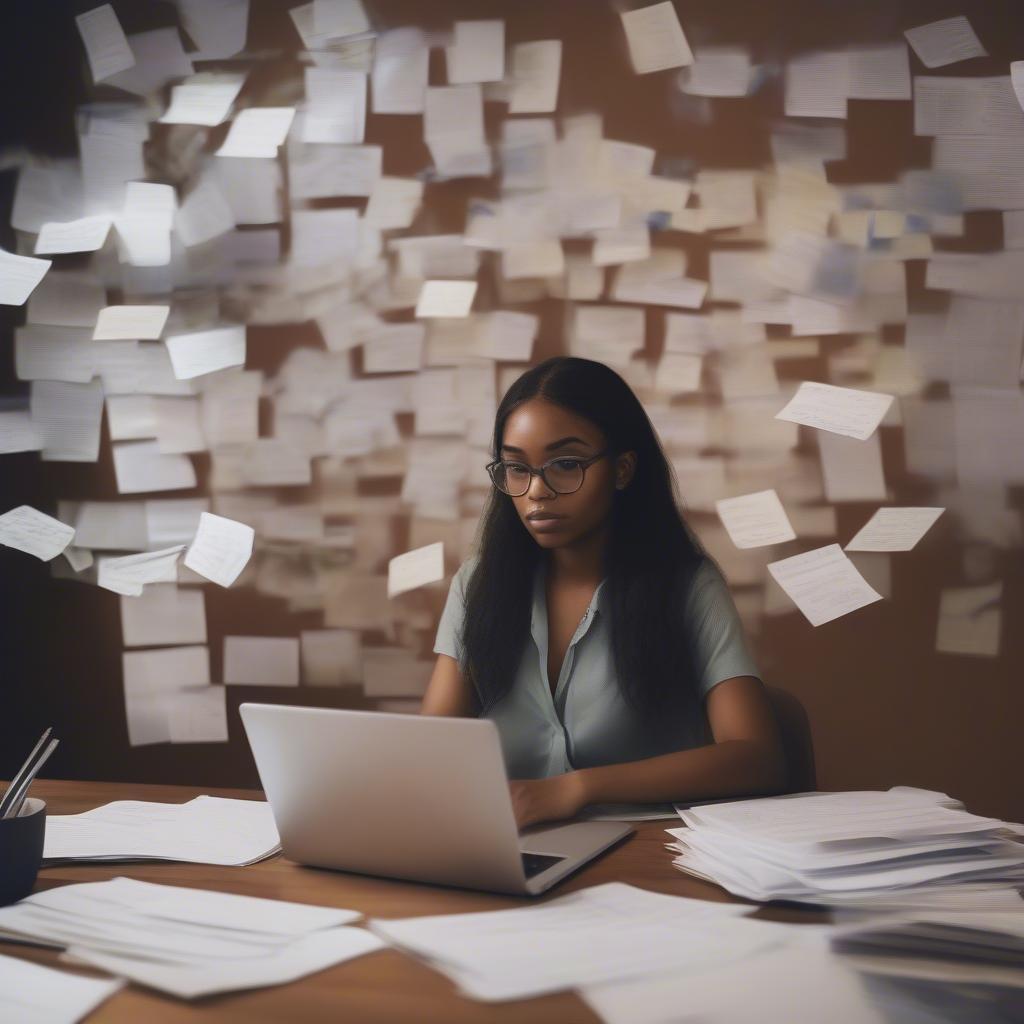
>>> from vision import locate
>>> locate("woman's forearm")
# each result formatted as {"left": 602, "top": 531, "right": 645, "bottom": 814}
{"left": 576, "top": 739, "right": 788, "bottom": 807}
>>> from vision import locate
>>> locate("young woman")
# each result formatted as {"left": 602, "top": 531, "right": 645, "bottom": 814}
{"left": 422, "top": 356, "right": 787, "bottom": 829}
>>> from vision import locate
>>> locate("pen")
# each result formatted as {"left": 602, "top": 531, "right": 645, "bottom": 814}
{"left": 0, "top": 727, "right": 52, "bottom": 818}
{"left": 2, "top": 737, "right": 59, "bottom": 820}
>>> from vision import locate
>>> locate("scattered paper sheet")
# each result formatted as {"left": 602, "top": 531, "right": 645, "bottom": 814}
{"left": 224, "top": 635, "right": 300, "bottom": 686}
{"left": 121, "top": 585, "right": 207, "bottom": 647}
{"left": 620, "top": 2, "right": 694, "bottom": 74}
{"left": 415, "top": 280, "right": 478, "bottom": 318}
{"left": 75, "top": 4, "right": 135, "bottom": 82}
{"left": 216, "top": 108, "right": 296, "bottom": 158}
{"left": 160, "top": 74, "right": 246, "bottom": 126}
{"left": 31, "top": 379, "right": 105, "bottom": 462}
{"left": 679, "top": 46, "right": 752, "bottom": 97}
{"left": 818, "top": 430, "right": 887, "bottom": 503}
{"left": 845, "top": 507, "right": 944, "bottom": 552}
{"left": 121, "top": 645, "right": 212, "bottom": 746}
{"left": 313, "top": 0, "right": 371, "bottom": 38}
{"left": 448, "top": 20, "right": 504, "bottom": 84}
{"left": 904, "top": 16, "right": 986, "bottom": 68}
{"left": 364, "top": 177, "right": 423, "bottom": 229}
{"left": 0, "top": 505, "right": 75, "bottom": 561}
{"left": 767, "top": 544, "right": 883, "bottom": 626}
{"left": 112, "top": 441, "right": 197, "bottom": 494}
{"left": 35, "top": 214, "right": 112, "bottom": 255}
{"left": 716, "top": 490, "right": 796, "bottom": 549}
{"left": 508, "top": 40, "right": 562, "bottom": 113}
{"left": 387, "top": 541, "right": 445, "bottom": 597}
{"left": 0, "top": 952, "right": 123, "bottom": 1023}
{"left": 183, "top": 512, "right": 255, "bottom": 587}
{"left": 936, "top": 582, "right": 1002, "bottom": 657}
{"left": 176, "top": 179, "right": 236, "bottom": 247}
{"left": 93, "top": 305, "right": 170, "bottom": 341}
{"left": 372, "top": 28, "right": 429, "bottom": 114}
{"left": 97, "top": 545, "right": 184, "bottom": 597}
{"left": 0, "top": 247, "right": 51, "bottom": 306}
{"left": 775, "top": 381, "right": 894, "bottom": 440}
{"left": 165, "top": 325, "right": 246, "bottom": 380}
{"left": 300, "top": 629, "right": 361, "bottom": 686}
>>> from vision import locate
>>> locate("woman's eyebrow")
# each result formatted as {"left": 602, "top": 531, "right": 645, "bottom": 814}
{"left": 501, "top": 436, "right": 592, "bottom": 453}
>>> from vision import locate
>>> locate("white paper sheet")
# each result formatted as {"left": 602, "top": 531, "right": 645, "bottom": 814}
{"left": 75, "top": 4, "right": 135, "bottom": 82}
{"left": 620, "top": 2, "right": 693, "bottom": 74}
{"left": 448, "top": 20, "right": 504, "bottom": 84}
{"left": 223, "top": 635, "right": 300, "bottom": 686}
{"left": 415, "top": 280, "right": 478, "bottom": 318}
{"left": 165, "top": 325, "right": 246, "bottom": 380}
{"left": 0, "top": 952, "right": 123, "bottom": 1024}
{"left": 121, "top": 646, "right": 211, "bottom": 747}
{"left": 93, "top": 305, "right": 170, "bottom": 341}
{"left": 175, "top": 180, "right": 236, "bottom": 247}
{"left": 364, "top": 176, "right": 423, "bottom": 229}
{"left": 216, "top": 108, "right": 295, "bottom": 158}
{"left": 112, "top": 441, "right": 197, "bottom": 494}
{"left": 904, "top": 16, "right": 986, "bottom": 69}
{"left": 371, "top": 28, "right": 429, "bottom": 114}
{"left": 183, "top": 511, "right": 254, "bottom": 587}
{"left": 0, "top": 247, "right": 51, "bottom": 306}
{"left": 936, "top": 582, "right": 1002, "bottom": 657}
{"left": 716, "top": 490, "right": 796, "bottom": 550}
{"left": 97, "top": 545, "right": 184, "bottom": 597}
{"left": 767, "top": 544, "right": 883, "bottom": 627}
{"left": 387, "top": 541, "right": 444, "bottom": 598}
{"left": 818, "top": 430, "right": 887, "bottom": 503}
{"left": 845, "top": 507, "right": 944, "bottom": 552}
{"left": 121, "top": 584, "right": 207, "bottom": 647}
{"left": 35, "top": 214, "right": 112, "bottom": 255}
{"left": 31, "top": 379, "right": 105, "bottom": 462}
{"left": 160, "top": 74, "right": 245, "bottom": 126}
{"left": 775, "top": 381, "right": 894, "bottom": 440}
{"left": 0, "top": 505, "right": 75, "bottom": 561}
{"left": 27, "top": 273, "right": 105, "bottom": 327}
{"left": 508, "top": 40, "right": 562, "bottom": 114}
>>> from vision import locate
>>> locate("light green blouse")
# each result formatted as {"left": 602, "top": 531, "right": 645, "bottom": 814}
{"left": 433, "top": 557, "right": 761, "bottom": 780}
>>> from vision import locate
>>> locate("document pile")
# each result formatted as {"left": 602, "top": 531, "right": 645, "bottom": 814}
{"left": 831, "top": 909, "right": 1024, "bottom": 991}
{"left": 371, "top": 881, "right": 786, "bottom": 1002}
{"left": 0, "top": 877, "right": 384, "bottom": 999}
{"left": 668, "top": 788, "right": 1024, "bottom": 910}
{"left": 43, "top": 796, "right": 280, "bottom": 866}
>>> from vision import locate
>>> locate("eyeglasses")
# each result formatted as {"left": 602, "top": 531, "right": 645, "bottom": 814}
{"left": 486, "top": 449, "right": 610, "bottom": 497}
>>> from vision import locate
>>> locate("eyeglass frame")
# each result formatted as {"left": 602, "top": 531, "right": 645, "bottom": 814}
{"left": 485, "top": 448, "right": 612, "bottom": 496}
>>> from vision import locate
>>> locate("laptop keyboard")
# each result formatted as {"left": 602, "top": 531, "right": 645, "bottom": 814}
{"left": 521, "top": 851, "right": 567, "bottom": 879}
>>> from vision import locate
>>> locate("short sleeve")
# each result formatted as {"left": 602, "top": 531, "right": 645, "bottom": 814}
{"left": 432, "top": 558, "right": 476, "bottom": 662}
{"left": 684, "top": 561, "right": 761, "bottom": 699}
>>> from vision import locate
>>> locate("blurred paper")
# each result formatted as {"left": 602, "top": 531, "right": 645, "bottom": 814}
{"left": 848, "top": 43, "right": 911, "bottom": 100}
{"left": 176, "top": 0, "right": 249, "bottom": 60}
{"left": 388, "top": 541, "right": 444, "bottom": 597}
{"left": 0, "top": 247, "right": 50, "bottom": 306}
{"left": 165, "top": 325, "right": 246, "bottom": 380}
{"left": 620, "top": 2, "right": 693, "bottom": 74}
{"left": 0, "top": 410, "right": 43, "bottom": 454}
{"left": 846, "top": 508, "right": 944, "bottom": 552}
{"left": 112, "top": 441, "right": 197, "bottom": 494}
{"left": 224, "top": 636, "right": 300, "bottom": 686}
{"left": 122, "top": 645, "right": 210, "bottom": 746}
{"left": 27, "top": 272, "right": 105, "bottom": 327}
{"left": 363, "top": 323, "right": 425, "bottom": 373}
{"left": 767, "top": 544, "right": 883, "bottom": 626}
{"left": 76, "top": 4, "right": 135, "bottom": 82}
{"left": 365, "top": 177, "right": 423, "bottom": 229}
{"left": 216, "top": 108, "right": 295, "bottom": 158}
{"left": 448, "top": 20, "right": 504, "bottom": 84}
{"left": 121, "top": 585, "right": 207, "bottom": 647}
{"left": 313, "top": 0, "right": 370, "bottom": 37}
{"left": 160, "top": 74, "right": 245, "bottom": 126}
{"left": 0, "top": 953, "right": 122, "bottom": 1023}
{"left": 904, "top": 16, "right": 986, "bottom": 68}
{"left": 184, "top": 511, "right": 255, "bottom": 587}
{"left": 654, "top": 352, "right": 702, "bottom": 395}
{"left": 818, "top": 430, "right": 887, "bottom": 503}
{"left": 936, "top": 582, "right": 1002, "bottom": 657}
{"left": 31, "top": 379, "right": 104, "bottom": 462}
{"left": 508, "top": 41, "right": 562, "bottom": 114}
{"left": 415, "top": 280, "right": 477, "bottom": 318}
{"left": 301, "top": 629, "right": 361, "bottom": 686}
{"left": 362, "top": 647, "right": 432, "bottom": 697}
{"left": 94, "top": 305, "right": 170, "bottom": 341}
{"left": 35, "top": 214, "right": 111, "bottom": 255}
{"left": 786, "top": 50, "right": 848, "bottom": 119}
{"left": 716, "top": 490, "right": 796, "bottom": 550}
{"left": 303, "top": 68, "right": 366, "bottom": 144}
{"left": 776, "top": 381, "right": 893, "bottom": 440}
{"left": 680, "top": 46, "right": 751, "bottom": 97}
{"left": 98, "top": 546, "right": 184, "bottom": 597}
{"left": 0, "top": 505, "right": 74, "bottom": 561}
{"left": 166, "top": 686, "right": 229, "bottom": 743}
{"left": 176, "top": 180, "right": 236, "bottom": 247}
{"left": 372, "top": 28, "right": 429, "bottom": 114}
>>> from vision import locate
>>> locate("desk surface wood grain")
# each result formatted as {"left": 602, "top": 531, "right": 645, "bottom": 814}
{"left": 4, "top": 779, "right": 826, "bottom": 1022}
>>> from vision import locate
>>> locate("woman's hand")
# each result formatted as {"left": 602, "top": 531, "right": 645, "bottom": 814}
{"left": 509, "top": 772, "right": 588, "bottom": 829}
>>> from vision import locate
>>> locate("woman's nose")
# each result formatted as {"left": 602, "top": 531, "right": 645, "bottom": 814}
{"left": 526, "top": 468, "right": 556, "bottom": 499}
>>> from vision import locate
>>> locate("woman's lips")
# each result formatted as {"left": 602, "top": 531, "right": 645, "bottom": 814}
{"left": 526, "top": 514, "right": 566, "bottom": 532}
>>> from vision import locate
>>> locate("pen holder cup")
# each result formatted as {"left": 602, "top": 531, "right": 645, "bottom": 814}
{"left": 0, "top": 798, "right": 45, "bottom": 905}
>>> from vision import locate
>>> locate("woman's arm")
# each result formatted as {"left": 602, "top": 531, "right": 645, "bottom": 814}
{"left": 421, "top": 653, "right": 477, "bottom": 717}
{"left": 509, "top": 676, "right": 788, "bottom": 828}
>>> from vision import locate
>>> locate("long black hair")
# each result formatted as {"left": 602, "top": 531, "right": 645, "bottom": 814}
{"left": 460, "top": 356, "right": 708, "bottom": 720}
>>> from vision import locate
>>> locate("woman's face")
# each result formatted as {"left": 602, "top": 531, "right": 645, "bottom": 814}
{"left": 498, "top": 398, "right": 635, "bottom": 550}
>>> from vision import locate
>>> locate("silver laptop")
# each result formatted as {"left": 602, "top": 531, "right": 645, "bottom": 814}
{"left": 240, "top": 703, "right": 632, "bottom": 896}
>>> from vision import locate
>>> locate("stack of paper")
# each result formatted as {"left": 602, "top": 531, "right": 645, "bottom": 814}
{"left": 831, "top": 910, "right": 1024, "bottom": 990}
{"left": 667, "top": 788, "right": 1024, "bottom": 910}
{"left": 0, "top": 877, "right": 384, "bottom": 999}
{"left": 42, "top": 796, "right": 280, "bottom": 866}
{"left": 371, "top": 881, "right": 786, "bottom": 1002}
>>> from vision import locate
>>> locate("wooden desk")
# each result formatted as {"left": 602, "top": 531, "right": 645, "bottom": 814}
{"left": 6, "top": 779, "right": 826, "bottom": 1022}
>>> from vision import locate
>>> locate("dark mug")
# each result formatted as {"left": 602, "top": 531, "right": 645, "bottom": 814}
{"left": 0, "top": 797, "right": 45, "bottom": 905}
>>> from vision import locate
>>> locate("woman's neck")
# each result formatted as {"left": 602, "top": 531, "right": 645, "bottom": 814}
{"left": 546, "top": 521, "right": 609, "bottom": 585}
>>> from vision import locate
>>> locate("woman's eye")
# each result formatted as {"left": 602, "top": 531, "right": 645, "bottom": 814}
{"left": 552, "top": 459, "right": 579, "bottom": 470}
